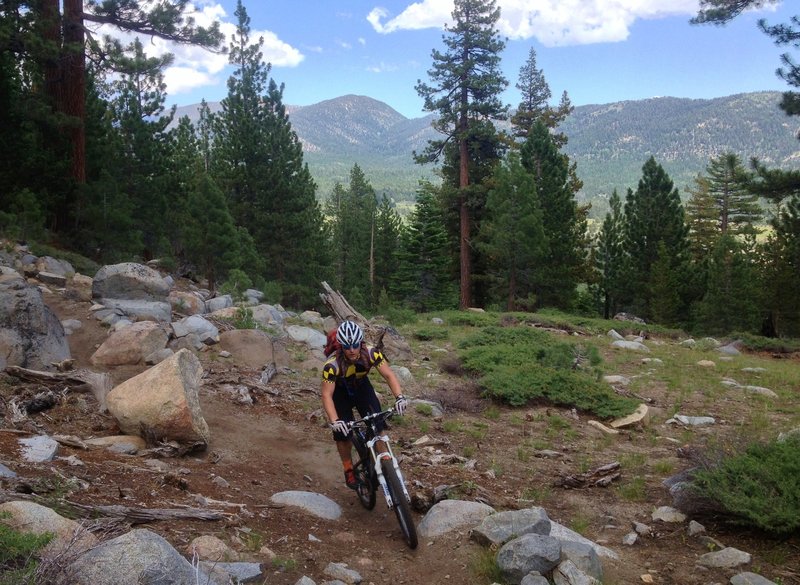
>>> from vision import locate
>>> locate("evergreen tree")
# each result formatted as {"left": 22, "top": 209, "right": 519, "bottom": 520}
{"left": 415, "top": 0, "right": 508, "bottom": 308}
{"left": 324, "top": 164, "right": 378, "bottom": 303}
{"left": 479, "top": 153, "right": 546, "bottom": 310}
{"left": 695, "top": 234, "right": 763, "bottom": 334}
{"left": 0, "top": 0, "right": 221, "bottom": 189}
{"left": 595, "top": 190, "right": 627, "bottom": 319}
{"left": 624, "top": 157, "right": 690, "bottom": 320}
{"left": 704, "top": 152, "right": 762, "bottom": 235}
{"left": 761, "top": 195, "right": 800, "bottom": 336}
{"left": 520, "top": 121, "right": 586, "bottom": 309}
{"left": 183, "top": 174, "right": 243, "bottom": 291}
{"left": 373, "top": 195, "right": 403, "bottom": 307}
{"left": 511, "top": 48, "right": 551, "bottom": 139}
{"left": 393, "top": 183, "right": 457, "bottom": 311}
{"left": 109, "top": 38, "right": 175, "bottom": 259}
{"left": 212, "top": 1, "right": 328, "bottom": 307}
{"left": 685, "top": 174, "right": 721, "bottom": 261}
{"left": 511, "top": 49, "right": 573, "bottom": 149}
{"left": 649, "top": 241, "right": 683, "bottom": 326}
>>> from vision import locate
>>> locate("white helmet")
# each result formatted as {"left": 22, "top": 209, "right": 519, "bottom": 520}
{"left": 336, "top": 320, "right": 364, "bottom": 348}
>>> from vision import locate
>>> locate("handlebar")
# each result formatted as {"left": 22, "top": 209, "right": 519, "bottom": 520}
{"left": 347, "top": 408, "right": 396, "bottom": 430}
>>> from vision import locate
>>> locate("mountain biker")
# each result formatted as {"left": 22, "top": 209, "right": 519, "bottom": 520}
{"left": 321, "top": 320, "right": 408, "bottom": 489}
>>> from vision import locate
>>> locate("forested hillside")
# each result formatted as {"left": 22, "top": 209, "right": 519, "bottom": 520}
{"left": 175, "top": 91, "right": 799, "bottom": 216}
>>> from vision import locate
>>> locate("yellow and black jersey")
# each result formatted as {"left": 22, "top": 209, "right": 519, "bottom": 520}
{"left": 321, "top": 344, "right": 385, "bottom": 385}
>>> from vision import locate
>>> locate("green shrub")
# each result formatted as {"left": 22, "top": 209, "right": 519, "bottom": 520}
{"left": 413, "top": 327, "right": 449, "bottom": 341}
{"left": 0, "top": 513, "right": 53, "bottom": 585}
{"left": 383, "top": 306, "right": 418, "bottom": 327}
{"left": 458, "top": 326, "right": 637, "bottom": 418}
{"left": 732, "top": 332, "right": 800, "bottom": 354}
{"left": 28, "top": 242, "right": 100, "bottom": 276}
{"left": 689, "top": 437, "right": 800, "bottom": 535}
{"left": 220, "top": 269, "right": 253, "bottom": 300}
{"left": 231, "top": 307, "right": 257, "bottom": 330}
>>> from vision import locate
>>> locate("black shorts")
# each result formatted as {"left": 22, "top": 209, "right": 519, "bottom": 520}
{"left": 331, "top": 378, "right": 384, "bottom": 441}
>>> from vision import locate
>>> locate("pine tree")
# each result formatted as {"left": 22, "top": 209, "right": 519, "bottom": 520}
{"left": 109, "top": 38, "right": 176, "bottom": 259}
{"left": 415, "top": 0, "right": 508, "bottom": 308}
{"left": 695, "top": 234, "right": 763, "bottom": 334}
{"left": 325, "top": 164, "right": 378, "bottom": 303}
{"left": 520, "top": 121, "right": 586, "bottom": 309}
{"left": 685, "top": 174, "right": 720, "bottom": 261}
{"left": 649, "top": 241, "right": 683, "bottom": 326}
{"left": 624, "top": 157, "right": 690, "bottom": 320}
{"left": 705, "top": 152, "right": 762, "bottom": 235}
{"left": 183, "top": 174, "right": 242, "bottom": 291}
{"left": 761, "top": 194, "right": 800, "bottom": 336}
{"left": 211, "top": 1, "right": 328, "bottom": 307}
{"left": 393, "top": 183, "right": 457, "bottom": 311}
{"left": 511, "top": 48, "right": 551, "bottom": 139}
{"left": 479, "top": 153, "right": 546, "bottom": 310}
{"left": 595, "top": 190, "right": 627, "bottom": 319}
{"left": 0, "top": 0, "right": 222, "bottom": 235}
{"left": 373, "top": 195, "right": 403, "bottom": 307}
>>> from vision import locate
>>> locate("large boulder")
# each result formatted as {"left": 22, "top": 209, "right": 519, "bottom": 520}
{"left": 90, "top": 321, "right": 169, "bottom": 366}
{"left": 0, "top": 501, "right": 97, "bottom": 559}
{"left": 61, "top": 528, "right": 229, "bottom": 585}
{"left": 0, "top": 278, "right": 70, "bottom": 370}
{"left": 92, "top": 262, "right": 169, "bottom": 301}
{"left": 106, "top": 349, "right": 210, "bottom": 446}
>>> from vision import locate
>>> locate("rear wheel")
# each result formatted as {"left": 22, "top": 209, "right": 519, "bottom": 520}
{"left": 381, "top": 459, "right": 418, "bottom": 549}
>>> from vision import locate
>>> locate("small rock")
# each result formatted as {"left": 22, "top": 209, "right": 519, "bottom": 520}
{"left": 730, "top": 571, "right": 779, "bottom": 585}
{"left": 688, "top": 520, "right": 706, "bottom": 536}
{"left": 623, "top": 532, "right": 638, "bottom": 546}
{"left": 696, "top": 360, "right": 716, "bottom": 367}
{"left": 651, "top": 506, "right": 686, "bottom": 523}
{"left": 697, "top": 547, "right": 751, "bottom": 569}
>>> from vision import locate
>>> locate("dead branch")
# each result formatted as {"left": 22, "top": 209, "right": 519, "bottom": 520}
{"left": 5, "top": 366, "right": 112, "bottom": 409}
{"left": 555, "top": 461, "right": 621, "bottom": 489}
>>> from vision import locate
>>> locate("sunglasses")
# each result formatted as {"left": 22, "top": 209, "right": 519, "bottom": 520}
{"left": 341, "top": 343, "right": 361, "bottom": 350}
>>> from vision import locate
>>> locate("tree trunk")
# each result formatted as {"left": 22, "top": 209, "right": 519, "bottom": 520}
{"left": 458, "top": 107, "right": 471, "bottom": 309}
{"left": 63, "top": 0, "right": 86, "bottom": 185}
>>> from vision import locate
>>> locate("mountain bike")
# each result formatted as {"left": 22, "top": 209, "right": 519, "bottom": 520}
{"left": 348, "top": 408, "right": 418, "bottom": 549}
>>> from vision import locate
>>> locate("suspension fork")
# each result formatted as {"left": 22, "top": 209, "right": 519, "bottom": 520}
{"left": 366, "top": 434, "right": 411, "bottom": 508}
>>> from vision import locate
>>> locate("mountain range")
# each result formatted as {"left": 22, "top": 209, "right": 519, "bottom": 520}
{"left": 173, "top": 91, "right": 800, "bottom": 217}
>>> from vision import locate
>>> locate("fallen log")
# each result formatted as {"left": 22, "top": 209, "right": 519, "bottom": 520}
{"left": 66, "top": 501, "right": 231, "bottom": 523}
{"left": 5, "top": 366, "right": 112, "bottom": 410}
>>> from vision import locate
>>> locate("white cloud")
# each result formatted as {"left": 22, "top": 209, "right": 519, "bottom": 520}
{"left": 366, "top": 61, "right": 400, "bottom": 73}
{"left": 368, "top": 0, "right": 702, "bottom": 46}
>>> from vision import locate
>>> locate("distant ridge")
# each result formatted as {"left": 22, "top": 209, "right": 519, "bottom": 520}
{"left": 173, "top": 91, "right": 800, "bottom": 215}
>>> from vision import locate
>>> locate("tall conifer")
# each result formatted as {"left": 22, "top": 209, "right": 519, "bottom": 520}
{"left": 415, "top": 0, "right": 508, "bottom": 308}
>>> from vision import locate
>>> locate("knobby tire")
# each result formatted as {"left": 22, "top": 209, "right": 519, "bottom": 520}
{"left": 352, "top": 438, "right": 376, "bottom": 510}
{"left": 381, "top": 459, "right": 418, "bottom": 549}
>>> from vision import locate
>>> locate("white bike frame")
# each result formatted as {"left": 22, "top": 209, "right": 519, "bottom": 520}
{"left": 364, "top": 432, "right": 411, "bottom": 510}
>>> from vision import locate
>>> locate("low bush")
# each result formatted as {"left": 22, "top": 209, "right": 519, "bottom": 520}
{"left": 413, "top": 327, "right": 449, "bottom": 341}
{"left": 0, "top": 513, "right": 52, "bottom": 585}
{"left": 688, "top": 436, "right": 800, "bottom": 535}
{"left": 458, "top": 326, "right": 638, "bottom": 418}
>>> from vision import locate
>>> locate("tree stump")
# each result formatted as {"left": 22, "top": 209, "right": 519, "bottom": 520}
{"left": 319, "top": 281, "right": 412, "bottom": 362}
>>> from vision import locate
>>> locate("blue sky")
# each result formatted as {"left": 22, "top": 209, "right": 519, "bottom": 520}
{"left": 126, "top": 0, "right": 797, "bottom": 119}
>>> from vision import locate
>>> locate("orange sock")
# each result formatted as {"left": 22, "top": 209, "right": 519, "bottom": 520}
{"left": 343, "top": 461, "right": 353, "bottom": 473}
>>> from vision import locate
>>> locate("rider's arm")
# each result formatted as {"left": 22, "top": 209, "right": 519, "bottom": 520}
{"left": 375, "top": 360, "right": 403, "bottom": 400}
{"left": 321, "top": 380, "right": 338, "bottom": 423}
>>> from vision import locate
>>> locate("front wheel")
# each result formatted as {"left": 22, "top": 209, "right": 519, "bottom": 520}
{"left": 353, "top": 438, "right": 377, "bottom": 510}
{"left": 381, "top": 459, "right": 418, "bottom": 549}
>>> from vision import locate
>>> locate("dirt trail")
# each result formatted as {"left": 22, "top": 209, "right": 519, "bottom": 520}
{"left": 1, "top": 288, "right": 798, "bottom": 585}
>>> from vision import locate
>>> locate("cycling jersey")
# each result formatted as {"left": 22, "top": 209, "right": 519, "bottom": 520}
{"left": 322, "top": 345, "right": 386, "bottom": 389}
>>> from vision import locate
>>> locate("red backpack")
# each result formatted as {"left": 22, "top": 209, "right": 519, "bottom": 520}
{"left": 323, "top": 329, "right": 340, "bottom": 357}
